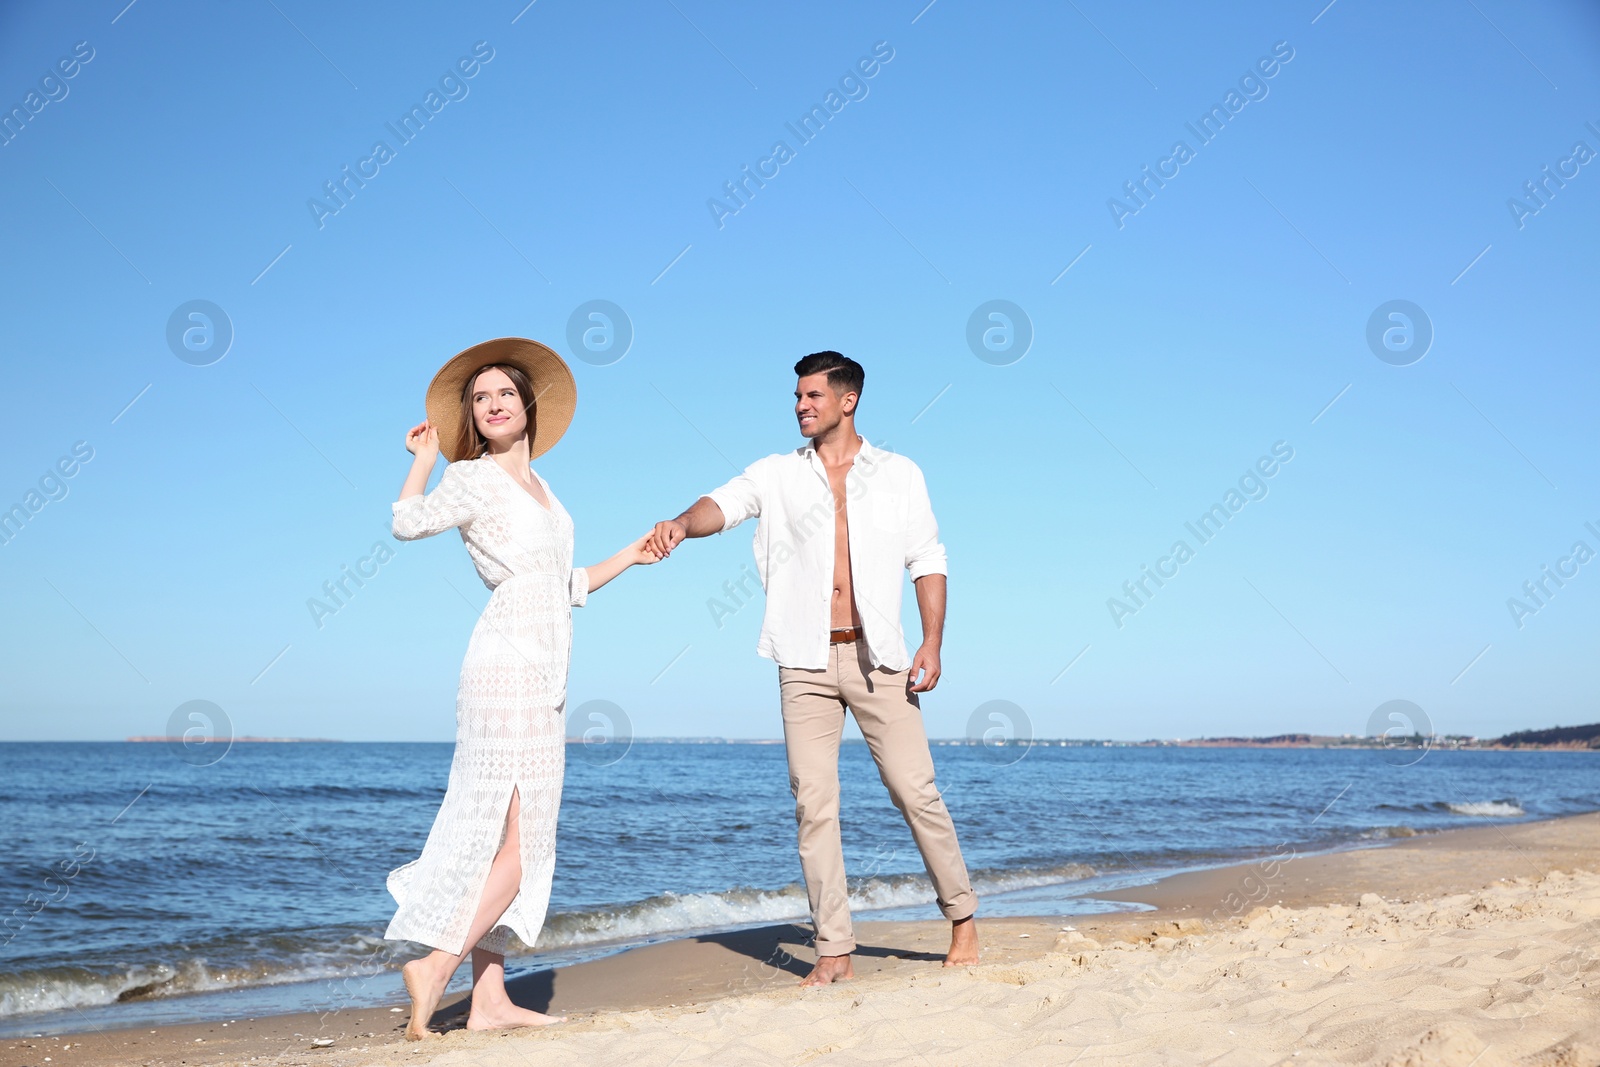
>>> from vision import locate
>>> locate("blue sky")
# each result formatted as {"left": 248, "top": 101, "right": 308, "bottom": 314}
{"left": 1, "top": 0, "right": 1596, "bottom": 743}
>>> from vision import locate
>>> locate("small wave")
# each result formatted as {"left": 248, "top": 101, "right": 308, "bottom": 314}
{"left": 535, "top": 884, "right": 808, "bottom": 950}
{"left": 1374, "top": 798, "right": 1527, "bottom": 818}
{"left": 1445, "top": 799, "right": 1525, "bottom": 817}
{"left": 0, "top": 930, "right": 394, "bottom": 1017}
{"left": 531, "top": 863, "right": 1096, "bottom": 952}
{"left": 1361, "top": 825, "right": 1418, "bottom": 839}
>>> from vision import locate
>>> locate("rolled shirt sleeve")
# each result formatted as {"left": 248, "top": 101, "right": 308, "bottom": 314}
{"left": 706, "top": 461, "right": 765, "bottom": 532}
{"left": 903, "top": 461, "right": 948, "bottom": 580}
{"left": 568, "top": 565, "right": 590, "bottom": 608}
{"left": 392, "top": 462, "right": 478, "bottom": 541}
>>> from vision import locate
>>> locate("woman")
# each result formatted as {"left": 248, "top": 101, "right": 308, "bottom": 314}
{"left": 384, "top": 337, "right": 655, "bottom": 1039}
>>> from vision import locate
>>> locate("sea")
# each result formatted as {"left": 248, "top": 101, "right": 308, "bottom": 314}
{"left": 1, "top": 740, "right": 1595, "bottom": 1037}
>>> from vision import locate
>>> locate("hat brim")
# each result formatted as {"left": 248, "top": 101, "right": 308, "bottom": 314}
{"left": 425, "top": 338, "right": 577, "bottom": 463}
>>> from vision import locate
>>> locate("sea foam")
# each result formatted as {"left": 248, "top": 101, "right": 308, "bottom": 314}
{"left": 1445, "top": 800, "right": 1525, "bottom": 818}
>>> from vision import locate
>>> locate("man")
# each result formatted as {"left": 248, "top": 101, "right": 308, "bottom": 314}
{"left": 648, "top": 350, "right": 978, "bottom": 987}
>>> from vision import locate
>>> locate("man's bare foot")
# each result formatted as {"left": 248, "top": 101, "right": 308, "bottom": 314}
{"left": 944, "top": 916, "right": 979, "bottom": 967}
{"left": 401, "top": 957, "right": 451, "bottom": 1041}
{"left": 800, "top": 953, "right": 854, "bottom": 987}
{"left": 466, "top": 1000, "right": 566, "bottom": 1031}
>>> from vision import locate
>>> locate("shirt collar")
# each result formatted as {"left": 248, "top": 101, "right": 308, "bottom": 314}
{"left": 797, "top": 435, "right": 880, "bottom": 461}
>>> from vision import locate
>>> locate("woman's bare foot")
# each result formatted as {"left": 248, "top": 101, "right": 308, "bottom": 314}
{"left": 944, "top": 915, "right": 979, "bottom": 967}
{"left": 401, "top": 957, "right": 451, "bottom": 1041}
{"left": 466, "top": 999, "right": 566, "bottom": 1031}
{"left": 800, "top": 954, "right": 854, "bottom": 987}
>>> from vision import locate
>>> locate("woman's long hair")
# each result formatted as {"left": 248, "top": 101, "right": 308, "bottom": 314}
{"left": 457, "top": 363, "right": 537, "bottom": 460}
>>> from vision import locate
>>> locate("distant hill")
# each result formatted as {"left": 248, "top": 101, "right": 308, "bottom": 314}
{"left": 1490, "top": 723, "right": 1600, "bottom": 749}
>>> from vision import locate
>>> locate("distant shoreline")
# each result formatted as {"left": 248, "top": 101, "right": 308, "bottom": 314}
{"left": 123, "top": 736, "right": 342, "bottom": 743}
{"left": 86, "top": 735, "right": 1600, "bottom": 751}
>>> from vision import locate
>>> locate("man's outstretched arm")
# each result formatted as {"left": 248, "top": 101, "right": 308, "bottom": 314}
{"left": 648, "top": 497, "right": 726, "bottom": 558}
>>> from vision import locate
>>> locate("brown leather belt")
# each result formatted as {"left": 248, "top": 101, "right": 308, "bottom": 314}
{"left": 829, "top": 627, "right": 862, "bottom": 644}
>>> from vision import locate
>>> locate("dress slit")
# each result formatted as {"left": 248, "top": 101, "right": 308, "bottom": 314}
{"left": 464, "top": 784, "right": 523, "bottom": 957}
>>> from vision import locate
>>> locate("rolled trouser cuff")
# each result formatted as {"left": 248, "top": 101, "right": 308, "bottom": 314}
{"left": 939, "top": 889, "right": 978, "bottom": 923}
{"left": 813, "top": 935, "right": 857, "bottom": 957}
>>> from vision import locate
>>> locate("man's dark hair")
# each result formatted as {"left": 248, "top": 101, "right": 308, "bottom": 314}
{"left": 793, "top": 350, "right": 865, "bottom": 398}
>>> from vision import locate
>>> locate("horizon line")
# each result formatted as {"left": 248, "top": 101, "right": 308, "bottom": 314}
{"left": 1, "top": 729, "right": 1592, "bottom": 746}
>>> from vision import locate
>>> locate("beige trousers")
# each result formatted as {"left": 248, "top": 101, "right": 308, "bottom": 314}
{"left": 778, "top": 640, "right": 976, "bottom": 956}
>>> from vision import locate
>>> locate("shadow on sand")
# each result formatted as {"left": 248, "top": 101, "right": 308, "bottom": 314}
{"left": 426, "top": 922, "right": 946, "bottom": 1027}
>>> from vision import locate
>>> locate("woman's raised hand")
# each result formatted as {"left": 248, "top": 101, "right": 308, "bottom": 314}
{"left": 406, "top": 421, "right": 440, "bottom": 461}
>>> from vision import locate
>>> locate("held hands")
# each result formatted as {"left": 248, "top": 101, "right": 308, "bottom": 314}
{"left": 908, "top": 642, "right": 942, "bottom": 693}
{"left": 406, "top": 421, "right": 440, "bottom": 463}
{"left": 621, "top": 520, "right": 689, "bottom": 572}
{"left": 646, "top": 519, "right": 688, "bottom": 559}
{"left": 623, "top": 534, "right": 664, "bottom": 567}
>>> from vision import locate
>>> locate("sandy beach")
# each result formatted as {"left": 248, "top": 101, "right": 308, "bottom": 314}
{"left": 7, "top": 811, "right": 1596, "bottom": 1067}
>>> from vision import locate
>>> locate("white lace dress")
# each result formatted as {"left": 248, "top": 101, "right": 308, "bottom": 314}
{"left": 383, "top": 456, "right": 587, "bottom": 956}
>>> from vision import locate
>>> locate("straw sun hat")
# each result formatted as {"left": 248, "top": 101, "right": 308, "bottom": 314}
{"left": 424, "top": 337, "right": 577, "bottom": 463}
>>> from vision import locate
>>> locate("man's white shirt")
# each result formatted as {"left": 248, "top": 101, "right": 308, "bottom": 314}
{"left": 706, "top": 438, "right": 947, "bottom": 671}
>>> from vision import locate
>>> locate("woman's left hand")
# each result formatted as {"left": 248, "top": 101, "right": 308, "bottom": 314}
{"left": 625, "top": 534, "right": 663, "bottom": 566}
{"left": 581, "top": 535, "right": 664, "bottom": 596}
